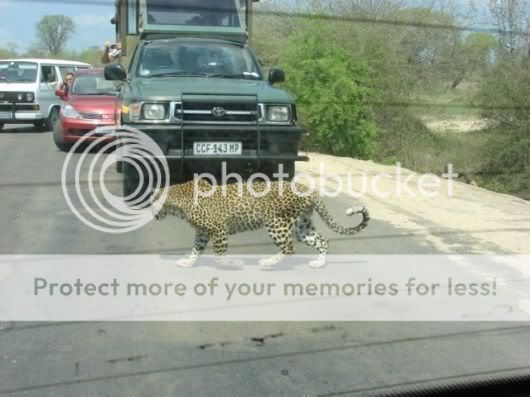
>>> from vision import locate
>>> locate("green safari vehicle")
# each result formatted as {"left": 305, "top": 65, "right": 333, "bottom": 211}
{"left": 105, "top": 0, "right": 308, "bottom": 198}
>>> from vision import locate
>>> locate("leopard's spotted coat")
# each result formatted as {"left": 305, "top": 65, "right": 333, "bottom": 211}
{"left": 150, "top": 180, "right": 369, "bottom": 268}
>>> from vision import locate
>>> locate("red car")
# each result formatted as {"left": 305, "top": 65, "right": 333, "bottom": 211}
{"left": 53, "top": 68, "right": 118, "bottom": 151}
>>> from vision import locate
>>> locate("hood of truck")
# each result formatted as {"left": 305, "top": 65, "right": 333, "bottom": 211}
{"left": 123, "top": 77, "right": 293, "bottom": 103}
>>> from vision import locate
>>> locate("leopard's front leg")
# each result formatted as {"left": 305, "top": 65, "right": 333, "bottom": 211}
{"left": 212, "top": 229, "right": 244, "bottom": 268}
{"left": 176, "top": 231, "right": 209, "bottom": 268}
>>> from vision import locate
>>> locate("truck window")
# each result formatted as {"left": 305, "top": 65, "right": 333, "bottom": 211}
{"left": 40, "top": 65, "right": 57, "bottom": 83}
{"left": 145, "top": 0, "right": 242, "bottom": 27}
{"left": 0, "top": 61, "right": 38, "bottom": 83}
{"left": 137, "top": 40, "right": 261, "bottom": 78}
{"left": 128, "top": 0, "right": 138, "bottom": 34}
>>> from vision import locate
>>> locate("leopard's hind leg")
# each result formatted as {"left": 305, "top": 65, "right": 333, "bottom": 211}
{"left": 294, "top": 212, "right": 329, "bottom": 268}
{"left": 260, "top": 217, "right": 296, "bottom": 268}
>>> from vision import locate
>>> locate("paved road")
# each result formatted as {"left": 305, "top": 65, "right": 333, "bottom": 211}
{"left": 0, "top": 124, "right": 529, "bottom": 396}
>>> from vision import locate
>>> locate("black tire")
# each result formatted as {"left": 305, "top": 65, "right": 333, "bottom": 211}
{"left": 51, "top": 109, "right": 71, "bottom": 152}
{"left": 33, "top": 120, "right": 47, "bottom": 132}
{"left": 34, "top": 108, "right": 58, "bottom": 132}
{"left": 122, "top": 162, "right": 150, "bottom": 208}
{"left": 0, "top": 123, "right": 4, "bottom": 131}
{"left": 44, "top": 108, "right": 59, "bottom": 131}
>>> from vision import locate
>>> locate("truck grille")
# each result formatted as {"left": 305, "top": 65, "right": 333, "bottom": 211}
{"left": 177, "top": 101, "right": 258, "bottom": 123}
{"left": 0, "top": 92, "right": 20, "bottom": 102}
{"left": 0, "top": 103, "right": 39, "bottom": 111}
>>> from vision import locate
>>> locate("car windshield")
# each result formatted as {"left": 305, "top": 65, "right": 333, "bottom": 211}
{"left": 0, "top": 61, "right": 38, "bottom": 83}
{"left": 136, "top": 40, "right": 261, "bottom": 78}
{"left": 71, "top": 74, "right": 119, "bottom": 95}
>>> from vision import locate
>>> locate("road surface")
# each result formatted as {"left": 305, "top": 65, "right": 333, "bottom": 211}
{"left": 0, "top": 124, "right": 529, "bottom": 396}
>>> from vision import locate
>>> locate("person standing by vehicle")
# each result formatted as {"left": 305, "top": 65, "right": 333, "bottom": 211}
{"left": 60, "top": 72, "right": 74, "bottom": 94}
{"left": 101, "top": 41, "right": 122, "bottom": 64}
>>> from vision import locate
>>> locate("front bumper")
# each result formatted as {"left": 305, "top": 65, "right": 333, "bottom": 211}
{"left": 122, "top": 124, "right": 309, "bottom": 162}
{"left": 0, "top": 103, "right": 44, "bottom": 122}
{"left": 62, "top": 117, "right": 116, "bottom": 142}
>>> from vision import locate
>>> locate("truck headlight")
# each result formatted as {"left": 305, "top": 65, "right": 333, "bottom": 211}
{"left": 17, "top": 93, "right": 24, "bottom": 102}
{"left": 143, "top": 103, "right": 166, "bottom": 120}
{"left": 26, "top": 93, "right": 35, "bottom": 102}
{"left": 267, "top": 106, "right": 290, "bottom": 122}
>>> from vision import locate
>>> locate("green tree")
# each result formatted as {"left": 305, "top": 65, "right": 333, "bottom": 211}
{"left": 35, "top": 15, "right": 76, "bottom": 56}
{"left": 448, "top": 32, "right": 498, "bottom": 88}
{"left": 77, "top": 46, "right": 104, "bottom": 66}
{"left": 280, "top": 23, "right": 378, "bottom": 158}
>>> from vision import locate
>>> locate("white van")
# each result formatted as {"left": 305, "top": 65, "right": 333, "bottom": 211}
{"left": 0, "top": 58, "right": 91, "bottom": 131}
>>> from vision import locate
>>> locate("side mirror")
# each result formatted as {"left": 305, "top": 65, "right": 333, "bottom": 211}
{"left": 55, "top": 88, "right": 67, "bottom": 100}
{"left": 104, "top": 63, "right": 127, "bottom": 81}
{"left": 268, "top": 68, "right": 285, "bottom": 85}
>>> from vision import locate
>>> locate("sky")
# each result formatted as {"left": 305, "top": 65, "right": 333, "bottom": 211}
{"left": 0, "top": 0, "right": 116, "bottom": 52}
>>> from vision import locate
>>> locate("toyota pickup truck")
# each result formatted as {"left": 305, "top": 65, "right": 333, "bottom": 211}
{"left": 105, "top": 0, "right": 307, "bottom": 198}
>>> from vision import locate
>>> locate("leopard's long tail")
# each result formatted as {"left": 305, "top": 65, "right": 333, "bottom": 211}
{"left": 314, "top": 198, "right": 370, "bottom": 235}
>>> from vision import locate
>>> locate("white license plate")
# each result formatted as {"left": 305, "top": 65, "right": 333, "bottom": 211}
{"left": 0, "top": 112, "right": 12, "bottom": 120}
{"left": 193, "top": 142, "right": 242, "bottom": 156}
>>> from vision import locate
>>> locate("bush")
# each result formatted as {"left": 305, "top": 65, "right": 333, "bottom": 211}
{"left": 279, "top": 23, "right": 378, "bottom": 159}
{"left": 477, "top": 59, "right": 529, "bottom": 175}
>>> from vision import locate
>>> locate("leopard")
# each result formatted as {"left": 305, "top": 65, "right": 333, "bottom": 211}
{"left": 149, "top": 179, "right": 370, "bottom": 268}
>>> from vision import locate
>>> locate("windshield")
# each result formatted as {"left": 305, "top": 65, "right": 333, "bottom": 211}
{"left": 71, "top": 74, "right": 119, "bottom": 95}
{"left": 0, "top": 61, "right": 38, "bottom": 83}
{"left": 136, "top": 40, "right": 261, "bottom": 78}
{"left": 145, "top": 0, "right": 245, "bottom": 28}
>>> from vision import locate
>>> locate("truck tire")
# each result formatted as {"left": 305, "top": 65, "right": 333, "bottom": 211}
{"left": 33, "top": 120, "right": 47, "bottom": 131}
{"left": 122, "top": 162, "right": 152, "bottom": 208}
{"left": 34, "top": 108, "right": 59, "bottom": 132}
{"left": 0, "top": 123, "right": 4, "bottom": 131}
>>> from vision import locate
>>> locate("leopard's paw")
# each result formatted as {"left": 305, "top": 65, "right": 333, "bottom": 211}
{"left": 259, "top": 254, "right": 284, "bottom": 268}
{"left": 176, "top": 257, "right": 197, "bottom": 268}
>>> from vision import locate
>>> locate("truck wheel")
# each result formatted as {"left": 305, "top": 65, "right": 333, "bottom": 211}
{"left": 33, "top": 120, "right": 47, "bottom": 132}
{"left": 35, "top": 108, "right": 59, "bottom": 132}
{"left": 122, "top": 162, "right": 150, "bottom": 207}
{"left": 0, "top": 123, "right": 4, "bottom": 131}
{"left": 52, "top": 110, "right": 71, "bottom": 152}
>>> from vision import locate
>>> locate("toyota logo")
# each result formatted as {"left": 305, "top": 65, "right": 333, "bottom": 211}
{"left": 211, "top": 107, "right": 226, "bottom": 118}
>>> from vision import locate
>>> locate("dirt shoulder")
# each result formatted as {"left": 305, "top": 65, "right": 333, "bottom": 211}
{"left": 298, "top": 153, "right": 530, "bottom": 254}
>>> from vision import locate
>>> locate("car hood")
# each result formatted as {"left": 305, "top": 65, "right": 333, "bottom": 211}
{"left": 68, "top": 95, "right": 118, "bottom": 114}
{"left": 124, "top": 77, "right": 293, "bottom": 103}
